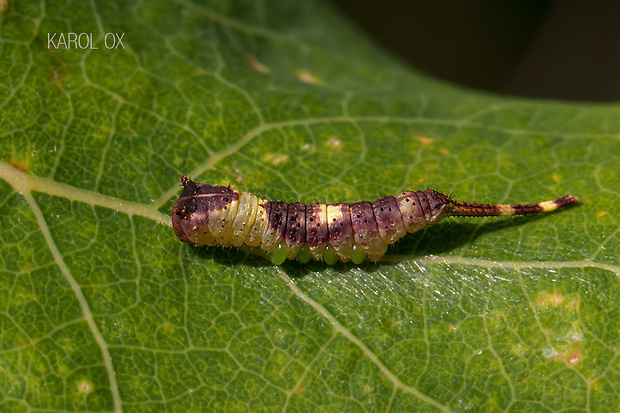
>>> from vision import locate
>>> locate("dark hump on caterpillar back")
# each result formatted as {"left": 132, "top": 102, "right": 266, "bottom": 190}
{"left": 414, "top": 191, "right": 432, "bottom": 218}
{"left": 267, "top": 201, "right": 289, "bottom": 238}
{"left": 196, "top": 184, "right": 239, "bottom": 211}
{"left": 174, "top": 177, "right": 238, "bottom": 217}
{"left": 372, "top": 196, "right": 401, "bottom": 228}
{"left": 350, "top": 201, "right": 379, "bottom": 236}
{"left": 285, "top": 202, "right": 306, "bottom": 245}
{"left": 423, "top": 189, "right": 453, "bottom": 212}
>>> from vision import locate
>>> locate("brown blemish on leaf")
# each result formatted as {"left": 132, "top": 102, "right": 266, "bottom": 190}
{"left": 293, "top": 383, "right": 305, "bottom": 394}
{"left": 418, "top": 136, "right": 434, "bottom": 145}
{"left": 538, "top": 290, "right": 565, "bottom": 307}
{"left": 48, "top": 63, "right": 70, "bottom": 89}
{"left": 0, "top": 0, "right": 8, "bottom": 15}
{"left": 9, "top": 157, "right": 29, "bottom": 173}
{"left": 440, "top": 148, "right": 450, "bottom": 155}
{"left": 596, "top": 211, "right": 607, "bottom": 217}
{"left": 52, "top": 71, "right": 61, "bottom": 86}
{"left": 295, "top": 69, "right": 323, "bottom": 85}
{"left": 566, "top": 349, "right": 582, "bottom": 365}
{"left": 244, "top": 54, "right": 271, "bottom": 75}
{"left": 77, "top": 379, "right": 93, "bottom": 394}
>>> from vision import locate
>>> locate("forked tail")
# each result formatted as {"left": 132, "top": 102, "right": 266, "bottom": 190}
{"left": 447, "top": 194, "right": 578, "bottom": 217}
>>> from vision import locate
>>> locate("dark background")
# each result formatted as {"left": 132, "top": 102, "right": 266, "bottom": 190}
{"left": 332, "top": 0, "right": 620, "bottom": 102}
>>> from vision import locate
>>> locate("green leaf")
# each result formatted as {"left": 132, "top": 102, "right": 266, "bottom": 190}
{"left": 1, "top": 0, "right": 618, "bottom": 411}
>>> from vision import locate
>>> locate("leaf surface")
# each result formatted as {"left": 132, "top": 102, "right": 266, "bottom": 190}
{"left": 0, "top": 1, "right": 618, "bottom": 411}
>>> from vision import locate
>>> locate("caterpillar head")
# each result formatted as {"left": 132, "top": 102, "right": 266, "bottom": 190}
{"left": 171, "top": 175, "right": 239, "bottom": 245}
{"left": 172, "top": 175, "right": 199, "bottom": 242}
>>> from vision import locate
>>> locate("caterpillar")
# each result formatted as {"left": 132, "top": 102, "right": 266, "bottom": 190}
{"left": 172, "top": 175, "right": 578, "bottom": 265}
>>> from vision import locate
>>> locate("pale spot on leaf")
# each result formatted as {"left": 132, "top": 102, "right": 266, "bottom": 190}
{"left": 564, "top": 330, "right": 584, "bottom": 342}
{"left": 55, "top": 363, "right": 70, "bottom": 376}
{"left": 263, "top": 153, "right": 289, "bottom": 166}
{"left": 511, "top": 344, "right": 525, "bottom": 357}
{"left": 245, "top": 54, "right": 271, "bottom": 74}
{"left": 589, "top": 377, "right": 602, "bottom": 390}
{"left": 552, "top": 173, "right": 562, "bottom": 183}
{"left": 597, "top": 211, "right": 607, "bottom": 217}
{"left": 78, "top": 380, "right": 93, "bottom": 394}
{"left": 440, "top": 148, "right": 450, "bottom": 155}
{"left": 418, "top": 136, "right": 434, "bottom": 145}
{"left": 325, "top": 138, "right": 342, "bottom": 152}
{"left": 542, "top": 347, "right": 559, "bottom": 358}
{"left": 295, "top": 70, "right": 323, "bottom": 85}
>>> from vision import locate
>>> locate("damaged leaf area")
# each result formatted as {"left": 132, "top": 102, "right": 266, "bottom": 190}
{"left": 0, "top": 0, "right": 618, "bottom": 411}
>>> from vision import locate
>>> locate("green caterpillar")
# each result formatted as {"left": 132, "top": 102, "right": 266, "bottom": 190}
{"left": 172, "top": 175, "right": 577, "bottom": 265}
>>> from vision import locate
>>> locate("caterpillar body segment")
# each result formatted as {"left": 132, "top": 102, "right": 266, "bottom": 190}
{"left": 283, "top": 202, "right": 305, "bottom": 260}
{"left": 326, "top": 204, "right": 355, "bottom": 262}
{"left": 230, "top": 190, "right": 258, "bottom": 247}
{"left": 172, "top": 176, "right": 578, "bottom": 265}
